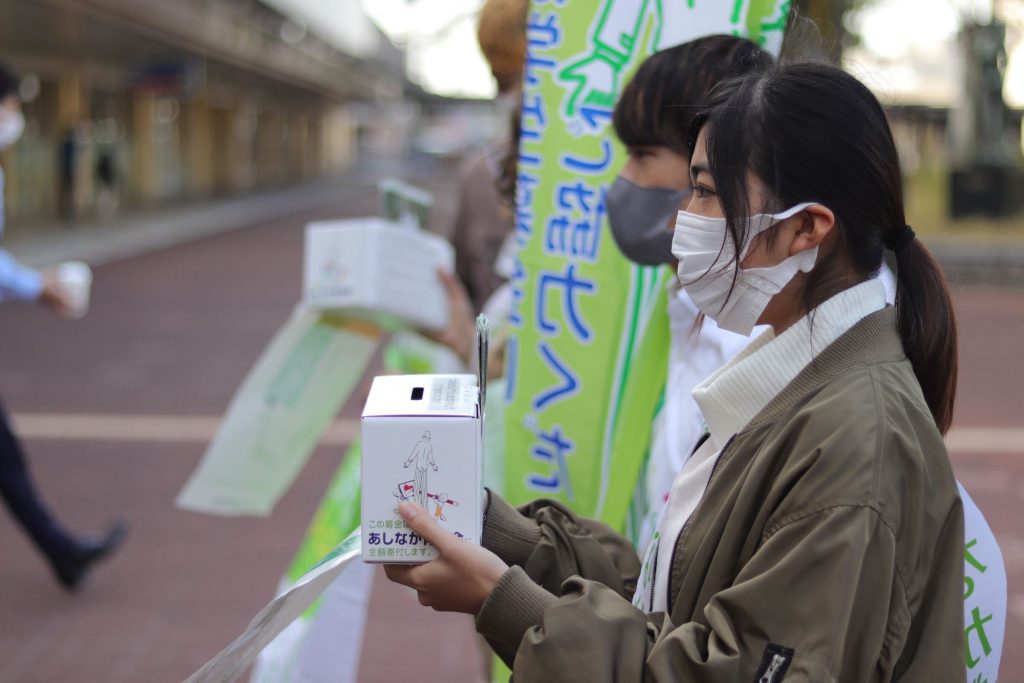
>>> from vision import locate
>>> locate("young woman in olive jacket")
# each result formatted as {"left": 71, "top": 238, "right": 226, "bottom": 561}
{"left": 386, "top": 62, "right": 965, "bottom": 683}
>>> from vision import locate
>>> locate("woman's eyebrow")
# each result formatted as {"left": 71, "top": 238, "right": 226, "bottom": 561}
{"left": 689, "top": 163, "right": 711, "bottom": 182}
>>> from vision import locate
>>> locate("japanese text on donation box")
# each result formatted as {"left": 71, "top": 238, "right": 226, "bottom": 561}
{"left": 361, "top": 374, "right": 483, "bottom": 563}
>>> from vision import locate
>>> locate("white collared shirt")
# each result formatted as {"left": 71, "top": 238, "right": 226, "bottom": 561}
{"left": 633, "top": 278, "right": 888, "bottom": 612}
{"left": 633, "top": 285, "right": 753, "bottom": 553}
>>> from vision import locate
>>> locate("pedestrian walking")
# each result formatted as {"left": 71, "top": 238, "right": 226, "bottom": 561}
{"left": 95, "top": 147, "right": 119, "bottom": 221}
{"left": 0, "top": 62, "right": 126, "bottom": 592}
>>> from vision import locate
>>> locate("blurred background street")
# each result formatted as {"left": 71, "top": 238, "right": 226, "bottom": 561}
{"left": 0, "top": 0, "right": 1022, "bottom": 681}
{"left": 0, "top": 154, "right": 1020, "bottom": 682}
{"left": 0, "top": 157, "right": 492, "bottom": 682}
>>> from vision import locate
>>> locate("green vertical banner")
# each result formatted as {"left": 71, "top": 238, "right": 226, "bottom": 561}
{"left": 503, "top": 0, "right": 790, "bottom": 526}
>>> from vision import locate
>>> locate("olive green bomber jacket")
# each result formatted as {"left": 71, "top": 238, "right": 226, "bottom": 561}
{"left": 476, "top": 307, "right": 965, "bottom": 682}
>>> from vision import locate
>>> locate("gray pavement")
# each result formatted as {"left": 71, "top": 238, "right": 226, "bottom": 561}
{"left": 5, "top": 180, "right": 365, "bottom": 270}
{"left": 0, "top": 159, "right": 1020, "bottom": 682}
{"left": 931, "top": 239, "right": 1024, "bottom": 288}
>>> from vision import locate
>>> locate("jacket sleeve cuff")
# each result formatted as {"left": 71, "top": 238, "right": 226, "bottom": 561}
{"left": 475, "top": 565, "right": 557, "bottom": 653}
{"left": 481, "top": 489, "right": 543, "bottom": 567}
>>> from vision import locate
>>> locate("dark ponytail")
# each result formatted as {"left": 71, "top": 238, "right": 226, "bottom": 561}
{"left": 891, "top": 236, "right": 958, "bottom": 434}
{"left": 692, "top": 63, "right": 958, "bottom": 434}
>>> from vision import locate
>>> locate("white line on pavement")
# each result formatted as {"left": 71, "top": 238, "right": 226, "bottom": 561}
{"left": 946, "top": 427, "right": 1024, "bottom": 455}
{"left": 9, "top": 414, "right": 1024, "bottom": 454}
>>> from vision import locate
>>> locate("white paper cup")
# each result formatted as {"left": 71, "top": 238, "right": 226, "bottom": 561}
{"left": 55, "top": 261, "right": 93, "bottom": 319}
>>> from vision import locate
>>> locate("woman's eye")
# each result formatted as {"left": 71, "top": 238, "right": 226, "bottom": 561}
{"left": 694, "top": 185, "right": 715, "bottom": 199}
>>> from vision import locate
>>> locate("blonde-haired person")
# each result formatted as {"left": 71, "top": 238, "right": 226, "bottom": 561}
{"left": 477, "top": 0, "right": 529, "bottom": 94}
{"left": 449, "top": 0, "right": 529, "bottom": 314}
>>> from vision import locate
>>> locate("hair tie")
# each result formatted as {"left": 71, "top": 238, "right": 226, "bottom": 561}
{"left": 883, "top": 224, "right": 916, "bottom": 252}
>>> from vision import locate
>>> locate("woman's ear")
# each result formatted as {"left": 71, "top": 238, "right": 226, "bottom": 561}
{"left": 788, "top": 204, "right": 835, "bottom": 257}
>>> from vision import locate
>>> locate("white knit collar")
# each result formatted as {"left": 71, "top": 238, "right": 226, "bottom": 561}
{"left": 692, "top": 279, "right": 887, "bottom": 447}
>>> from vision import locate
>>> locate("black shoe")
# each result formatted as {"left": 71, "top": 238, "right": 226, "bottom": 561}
{"left": 53, "top": 519, "right": 128, "bottom": 592}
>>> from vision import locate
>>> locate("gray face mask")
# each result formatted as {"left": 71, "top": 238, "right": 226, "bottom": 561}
{"left": 606, "top": 176, "right": 690, "bottom": 266}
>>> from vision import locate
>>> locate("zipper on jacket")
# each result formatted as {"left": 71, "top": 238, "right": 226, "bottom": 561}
{"left": 665, "top": 434, "right": 736, "bottom": 610}
{"left": 648, "top": 545, "right": 658, "bottom": 610}
{"left": 759, "top": 654, "right": 786, "bottom": 683}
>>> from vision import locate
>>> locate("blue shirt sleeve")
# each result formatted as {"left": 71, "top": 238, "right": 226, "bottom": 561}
{"left": 0, "top": 248, "right": 44, "bottom": 302}
{"left": 0, "top": 166, "right": 44, "bottom": 302}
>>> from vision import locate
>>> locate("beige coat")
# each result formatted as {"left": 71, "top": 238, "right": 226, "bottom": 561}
{"left": 451, "top": 145, "right": 513, "bottom": 312}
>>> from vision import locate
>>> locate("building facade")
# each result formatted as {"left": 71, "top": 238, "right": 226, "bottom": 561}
{"left": 0, "top": 0, "right": 405, "bottom": 227}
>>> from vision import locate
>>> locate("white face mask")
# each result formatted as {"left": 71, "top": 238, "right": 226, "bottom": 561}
{"left": 0, "top": 109, "right": 24, "bottom": 150}
{"left": 672, "top": 202, "right": 818, "bottom": 335}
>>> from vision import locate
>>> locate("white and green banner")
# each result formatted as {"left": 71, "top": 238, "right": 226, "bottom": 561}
{"left": 960, "top": 483, "right": 1006, "bottom": 683}
{"left": 503, "top": 0, "right": 790, "bottom": 528}
{"left": 248, "top": 444, "right": 368, "bottom": 683}
{"left": 174, "top": 307, "right": 383, "bottom": 681}
{"left": 176, "top": 310, "right": 379, "bottom": 517}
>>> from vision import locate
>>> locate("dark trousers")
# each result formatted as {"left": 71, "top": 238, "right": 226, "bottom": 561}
{"left": 0, "top": 399, "right": 75, "bottom": 564}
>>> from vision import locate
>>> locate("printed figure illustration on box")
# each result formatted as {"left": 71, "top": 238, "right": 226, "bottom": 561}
{"left": 403, "top": 430, "right": 438, "bottom": 508}
{"left": 394, "top": 430, "right": 461, "bottom": 522}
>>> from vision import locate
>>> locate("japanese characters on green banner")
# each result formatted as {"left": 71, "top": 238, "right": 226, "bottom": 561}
{"left": 504, "top": 0, "right": 790, "bottom": 527}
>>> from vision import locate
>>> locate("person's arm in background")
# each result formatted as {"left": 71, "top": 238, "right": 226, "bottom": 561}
{"left": 451, "top": 149, "right": 511, "bottom": 313}
{"left": 0, "top": 81, "right": 71, "bottom": 315}
{"left": 420, "top": 269, "right": 477, "bottom": 367}
{"left": 0, "top": 247, "right": 42, "bottom": 302}
{"left": 451, "top": 153, "right": 485, "bottom": 312}
{"left": 0, "top": 248, "right": 73, "bottom": 314}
